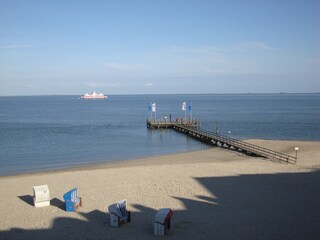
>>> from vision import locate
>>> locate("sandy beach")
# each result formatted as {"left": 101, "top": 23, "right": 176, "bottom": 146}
{"left": 0, "top": 139, "right": 319, "bottom": 240}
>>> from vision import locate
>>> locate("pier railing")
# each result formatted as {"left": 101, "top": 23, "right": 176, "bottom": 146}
{"left": 147, "top": 120, "right": 297, "bottom": 164}
{"left": 147, "top": 119, "right": 200, "bottom": 128}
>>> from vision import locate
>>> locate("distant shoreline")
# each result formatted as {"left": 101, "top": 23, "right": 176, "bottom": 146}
{"left": 0, "top": 92, "right": 319, "bottom": 97}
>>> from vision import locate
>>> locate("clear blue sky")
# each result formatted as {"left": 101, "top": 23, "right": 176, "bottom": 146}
{"left": 0, "top": 0, "right": 319, "bottom": 95}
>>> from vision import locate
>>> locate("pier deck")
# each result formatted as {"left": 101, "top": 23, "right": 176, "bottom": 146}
{"left": 147, "top": 120, "right": 297, "bottom": 164}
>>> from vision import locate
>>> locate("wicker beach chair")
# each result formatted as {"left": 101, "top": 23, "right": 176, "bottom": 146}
{"left": 154, "top": 208, "right": 174, "bottom": 236}
{"left": 108, "top": 199, "right": 131, "bottom": 227}
{"left": 33, "top": 185, "right": 50, "bottom": 207}
{"left": 63, "top": 188, "right": 82, "bottom": 212}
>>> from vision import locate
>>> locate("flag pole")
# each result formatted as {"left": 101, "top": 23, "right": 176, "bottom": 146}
{"left": 190, "top": 104, "right": 192, "bottom": 121}
{"left": 182, "top": 102, "right": 186, "bottom": 123}
{"left": 152, "top": 102, "right": 156, "bottom": 121}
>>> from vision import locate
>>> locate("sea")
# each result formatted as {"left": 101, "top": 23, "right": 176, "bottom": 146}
{"left": 0, "top": 94, "right": 320, "bottom": 176}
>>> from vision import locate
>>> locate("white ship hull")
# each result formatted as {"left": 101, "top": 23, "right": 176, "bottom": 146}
{"left": 81, "top": 95, "right": 107, "bottom": 99}
{"left": 81, "top": 91, "right": 108, "bottom": 99}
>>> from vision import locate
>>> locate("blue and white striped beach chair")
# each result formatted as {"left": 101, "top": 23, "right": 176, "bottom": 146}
{"left": 63, "top": 188, "right": 82, "bottom": 212}
{"left": 108, "top": 199, "right": 131, "bottom": 227}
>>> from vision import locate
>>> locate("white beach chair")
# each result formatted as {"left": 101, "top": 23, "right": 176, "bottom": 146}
{"left": 154, "top": 208, "right": 174, "bottom": 236}
{"left": 108, "top": 199, "right": 131, "bottom": 227}
{"left": 33, "top": 185, "right": 50, "bottom": 207}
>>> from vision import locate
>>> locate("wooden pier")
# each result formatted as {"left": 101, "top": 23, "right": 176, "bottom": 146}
{"left": 147, "top": 120, "right": 297, "bottom": 164}
{"left": 147, "top": 119, "right": 200, "bottom": 129}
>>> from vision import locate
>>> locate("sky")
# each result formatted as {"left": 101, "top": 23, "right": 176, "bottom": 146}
{"left": 0, "top": 0, "right": 319, "bottom": 96}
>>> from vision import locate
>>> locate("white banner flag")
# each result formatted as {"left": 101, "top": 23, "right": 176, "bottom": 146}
{"left": 152, "top": 103, "right": 156, "bottom": 112}
{"left": 182, "top": 102, "right": 186, "bottom": 111}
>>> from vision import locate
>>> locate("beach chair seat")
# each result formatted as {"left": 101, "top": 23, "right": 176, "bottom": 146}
{"left": 108, "top": 199, "right": 131, "bottom": 227}
{"left": 63, "top": 188, "right": 82, "bottom": 212}
{"left": 154, "top": 208, "right": 174, "bottom": 236}
{"left": 33, "top": 185, "right": 50, "bottom": 207}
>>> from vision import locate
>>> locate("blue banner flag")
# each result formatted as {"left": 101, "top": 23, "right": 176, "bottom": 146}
{"left": 148, "top": 103, "right": 152, "bottom": 112}
{"left": 188, "top": 102, "right": 192, "bottom": 112}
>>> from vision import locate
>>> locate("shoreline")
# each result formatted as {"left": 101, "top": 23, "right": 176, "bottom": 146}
{"left": 0, "top": 148, "right": 212, "bottom": 178}
{"left": 1, "top": 139, "right": 319, "bottom": 178}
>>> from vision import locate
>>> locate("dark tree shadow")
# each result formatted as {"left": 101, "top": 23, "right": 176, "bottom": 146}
{"left": 175, "top": 170, "right": 320, "bottom": 239}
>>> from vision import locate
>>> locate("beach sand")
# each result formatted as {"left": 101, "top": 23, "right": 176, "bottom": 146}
{"left": 0, "top": 140, "right": 319, "bottom": 239}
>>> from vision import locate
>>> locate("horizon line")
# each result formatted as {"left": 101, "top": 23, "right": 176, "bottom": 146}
{"left": 0, "top": 92, "right": 319, "bottom": 97}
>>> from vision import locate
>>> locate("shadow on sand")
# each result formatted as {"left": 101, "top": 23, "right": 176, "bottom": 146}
{"left": 17, "top": 195, "right": 33, "bottom": 206}
{"left": 2, "top": 170, "right": 320, "bottom": 240}
{"left": 50, "top": 198, "right": 65, "bottom": 210}
{"left": 173, "top": 170, "right": 320, "bottom": 239}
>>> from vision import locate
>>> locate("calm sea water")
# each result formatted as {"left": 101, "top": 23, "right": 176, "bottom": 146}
{"left": 0, "top": 94, "right": 319, "bottom": 176}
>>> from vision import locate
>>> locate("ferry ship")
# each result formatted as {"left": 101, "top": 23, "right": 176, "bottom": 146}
{"left": 81, "top": 91, "right": 108, "bottom": 99}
